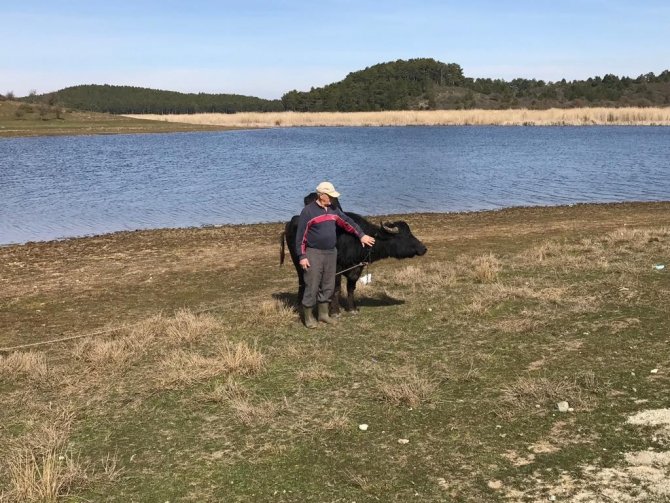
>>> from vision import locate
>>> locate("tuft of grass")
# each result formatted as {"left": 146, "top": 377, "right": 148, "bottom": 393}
{"left": 501, "top": 373, "right": 600, "bottom": 413}
{"left": 256, "top": 298, "right": 295, "bottom": 325}
{"left": 100, "top": 452, "right": 123, "bottom": 483}
{"left": 344, "top": 469, "right": 374, "bottom": 492}
{"left": 6, "top": 447, "right": 87, "bottom": 503}
{"left": 158, "top": 340, "right": 264, "bottom": 388}
{"left": 158, "top": 350, "right": 229, "bottom": 388}
{"left": 229, "top": 397, "right": 278, "bottom": 426}
{"left": 218, "top": 340, "right": 265, "bottom": 376}
{"left": 470, "top": 253, "right": 501, "bottom": 283}
{"left": 0, "top": 351, "right": 49, "bottom": 382}
{"left": 296, "top": 364, "right": 336, "bottom": 382}
{"left": 73, "top": 336, "right": 141, "bottom": 368}
{"left": 163, "top": 309, "right": 222, "bottom": 343}
{"left": 3, "top": 409, "right": 86, "bottom": 503}
{"left": 389, "top": 262, "right": 458, "bottom": 292}
{"left": 377, "top": 370, "right": 439, "bottom": 407}
{"left": 205, "top": 378, "right": 249, "bottom": 403}
{"left": 126, "top": 314, "right": 168, "bottom": 342}
{"left": 321, "top": 412, "right": 351, "bottom": 431}
{"left": 525, "top": 240, "right": 566, "bottom": 263}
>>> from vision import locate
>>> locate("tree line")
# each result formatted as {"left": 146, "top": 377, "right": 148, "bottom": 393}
{"left": 18, "top": 85, "right": 283, "bottom": 114}
{"left": 281, "top": 58, "right": 670, "bottom": 111}
{"left": 10, "top": 58, "right": 670, "bottom": 113}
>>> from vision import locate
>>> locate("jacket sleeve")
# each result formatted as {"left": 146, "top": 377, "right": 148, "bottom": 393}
{"left": 335, "top": 209, "right": 364, "bottom": 238}
{"left": 295, "top": 209, "right": 309, "bottom": 261}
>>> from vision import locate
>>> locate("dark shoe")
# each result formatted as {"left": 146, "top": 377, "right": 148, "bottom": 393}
{"left": 303, "top": 305, "right": 318, "bottom": 329}
{"left": 318, "top": 303, "right": 338, "bottom": 325}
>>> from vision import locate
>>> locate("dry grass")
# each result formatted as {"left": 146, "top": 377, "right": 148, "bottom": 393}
{"left": 158, "top": 339, "right": 263, "bottom": 388}
{"left": 163, "top": 309, "right": 222, "bottom": 343}
{"left": 526, "top": 240, "right": 567, "bottom": 262}
{"left": 5, "top": 448, "right": 86, "bottom": 503}
{"left": 344, "top": 469, "right": 374, "bottom": 492}
{"left": 124, "top": 107, "right": 670, "bottom": 127}
{"left": 521, "top": 226, "right": 669, "bottom": 271}
{"left": 462, "top": 282, "right": 566, "bottom": 316}
{"left": 205, "top": 380, "right": 283, "bottom": 426}
{"left": 470, "top": 253, "right": 502, "bottom": 283}
{"left": 0, "top": 351, "right": 49, "bottom": 382}
{"left": 2, "top": 409, "right": 87, "bottom": 503}
{"left": 377, "top": 370, "right": 439, "bottom": 407}
{"left": 158, "top": 350, "right": 228, "bottom": 388}
{"left": 321, "top": 412, "right": 351, "bottom": 431}
{"left": 229, "top": 397, "right": 278, "bottom": 426}
{"left": 206, "top": 378, "right": 249, "bottom": 403}
{"left": 219, "top": 340, "right": 265, "bottom": 376}
{"left": 501, "top": 373, "right": 599, "bottom": 412}
{"left": 100, "top": 452, "right": 123, "bottom": 482}
{"left": 256, "top": 298, "right": 296, "bottom": 325}
{"left": 72, "top": 310, "right": 223, "bottom": 368}
{"left": 388, "top": 262, "right": 459, "bottom": 292}
{"left": 73, "top": 336, "right": 142, "bottom": 368}
{"left": 296, "top": 364, "right": 336, "bottom": 382}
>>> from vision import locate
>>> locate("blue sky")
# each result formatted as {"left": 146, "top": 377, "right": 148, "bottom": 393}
{"left": 2, "top": 0, "right": 668, "bottom": 99}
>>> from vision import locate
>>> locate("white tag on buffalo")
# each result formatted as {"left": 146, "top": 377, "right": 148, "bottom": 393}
{"left": 359, "top": 273, "right": 372, "bottom": 285}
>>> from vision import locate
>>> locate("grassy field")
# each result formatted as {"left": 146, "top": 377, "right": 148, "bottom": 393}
{"left": 1, "top": 202, "right": 670, "bottom": 502}
{"left": 0, "top": 101, "right": 238, "bottom": 137}
{"left": 126, "top": 107, "right": 670, "bottom": 128}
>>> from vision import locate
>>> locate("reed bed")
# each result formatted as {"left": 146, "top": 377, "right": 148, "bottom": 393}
{"left": 125, "top": 107, "right": 670, "bottom": 127}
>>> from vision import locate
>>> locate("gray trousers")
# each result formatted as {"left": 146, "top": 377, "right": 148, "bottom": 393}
{"left": 302, "top": 247, "right": 337, "bottom": 307}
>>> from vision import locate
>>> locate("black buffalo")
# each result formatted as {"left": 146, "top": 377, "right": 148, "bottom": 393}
{"left": 280, "top": 198, "right": 427, "bottom": 315}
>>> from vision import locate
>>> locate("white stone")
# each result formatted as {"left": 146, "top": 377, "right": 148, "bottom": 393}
{"left": 358, "top": 424, "right": 368, "bottom": 431}
{"left": 557, "top": 401, "right": 570, "bottom": 412}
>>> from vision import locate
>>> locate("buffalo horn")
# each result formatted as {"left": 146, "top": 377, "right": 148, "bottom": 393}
{"left": 381, "top": 221, "right": 399, "bottom": 234}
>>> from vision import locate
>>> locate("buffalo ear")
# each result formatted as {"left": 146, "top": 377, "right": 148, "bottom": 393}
{"left": 381, "top": 222, "right": 399, "bottom": 234}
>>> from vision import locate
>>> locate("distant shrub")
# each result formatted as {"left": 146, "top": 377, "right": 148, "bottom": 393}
{"left": 38, "top": 104, "right": 50, "bottom": 120}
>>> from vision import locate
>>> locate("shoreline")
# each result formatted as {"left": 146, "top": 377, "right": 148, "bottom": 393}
{"left": 2, "top": 106, "right": 669, "bottom": 138}
{"left": 2, "top": 200, "right": 668, "bottom": 250}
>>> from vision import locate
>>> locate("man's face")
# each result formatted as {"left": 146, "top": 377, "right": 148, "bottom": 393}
{"left": 318, "top": 192, "right": 332, "bottom": 206}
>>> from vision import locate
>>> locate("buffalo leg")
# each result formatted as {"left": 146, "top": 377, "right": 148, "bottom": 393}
{"left": 345, "top": 277, "right": 358, "bottom": 312}
{"left": 294, "top": 266, "right": 305, "bottom": 306}
{"left": 330, "top": 274, "right": 342, "bottom": 316}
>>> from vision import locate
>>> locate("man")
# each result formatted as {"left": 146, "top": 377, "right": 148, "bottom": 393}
{"left": 295, "top": 181, "right": 375, "bottom": 328}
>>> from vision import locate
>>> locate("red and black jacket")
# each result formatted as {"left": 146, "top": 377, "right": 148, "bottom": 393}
{"left": 295, "top": 201, "right": 364, "bottom": 260}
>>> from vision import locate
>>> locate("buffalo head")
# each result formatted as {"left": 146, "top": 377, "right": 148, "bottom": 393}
{"left": 376, "top": 220, "right": 427, "bottom": 258}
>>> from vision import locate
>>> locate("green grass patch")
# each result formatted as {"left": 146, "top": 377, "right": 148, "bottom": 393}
{"left": 0, "top": 100, "right": 241, "bottom": 137}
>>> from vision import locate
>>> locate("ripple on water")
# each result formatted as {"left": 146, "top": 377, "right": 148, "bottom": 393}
{"left": 1, "top": 126, "right": 669, "bottom": 244}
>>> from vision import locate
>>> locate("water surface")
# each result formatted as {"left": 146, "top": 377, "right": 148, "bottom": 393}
{"left": 1, "top": 126, "right": 668, "bottom": 245}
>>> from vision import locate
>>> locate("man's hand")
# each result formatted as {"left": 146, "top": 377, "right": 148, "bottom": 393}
{"left": 360, "top": 235, "right": 375, "bottom": 247}
{"left": 299, "top": 258, "right": 310, "bottom": 270}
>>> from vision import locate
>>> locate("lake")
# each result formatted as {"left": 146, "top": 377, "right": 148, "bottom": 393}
{"left": 1, "top": 126, "right": 669, "bottom": 245}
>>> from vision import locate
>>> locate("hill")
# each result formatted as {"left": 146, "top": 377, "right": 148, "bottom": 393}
{"left": 7, "top": 58, "right": 670, "bottom": 115}
{"left": 22, "top": 84, "right": 284, "bottom": 115}
{"left": 281, "top": 58, "right": 670, "bottom": 112}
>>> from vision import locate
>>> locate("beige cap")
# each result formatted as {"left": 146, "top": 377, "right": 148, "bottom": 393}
{"left": 316, "top": 181, "right": 340, "bottom": 198}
